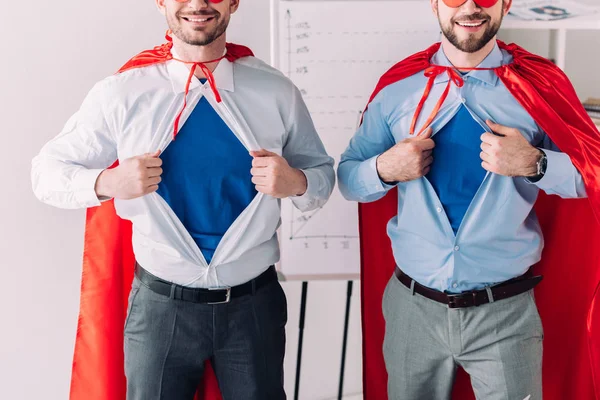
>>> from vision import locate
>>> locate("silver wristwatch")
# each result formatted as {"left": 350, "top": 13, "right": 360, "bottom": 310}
{"left": 530, "top": 149, "right": 547, "bottom": 183}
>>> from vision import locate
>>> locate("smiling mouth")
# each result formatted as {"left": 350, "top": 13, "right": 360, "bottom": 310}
{"left": 455, "top": 20, "right": 487, "bottom": 27}
{"left": 182, "top": 16, "right": 216, "bottom": 23}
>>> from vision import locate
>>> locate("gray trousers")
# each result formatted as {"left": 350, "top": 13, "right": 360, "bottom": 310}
{"left": 124, "top": 276, "right": 288, "bottom": 400}
{"left": 382, "top": 275, "right": 544, "bottom": 400}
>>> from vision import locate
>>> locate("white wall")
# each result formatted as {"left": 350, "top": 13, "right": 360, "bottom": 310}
{"left": 1, "top": 1, "right": 598, "bottom": 400}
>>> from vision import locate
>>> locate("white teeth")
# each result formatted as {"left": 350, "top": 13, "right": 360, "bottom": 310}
{"left": 188, "top": 18, "right": 210, "bottom": 22}
{"left": 457, "top": 21, "right": 484, "bottom": 27}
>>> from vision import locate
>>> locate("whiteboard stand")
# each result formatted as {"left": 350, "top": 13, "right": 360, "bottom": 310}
{"left": 290, "top": 279, "right": 355, "bottom": 400}
{"left": 293, "top": 281, "right": 309, "bottom": 400}
{"left": 337, "top": 280, "right": 353, "bottom": 400}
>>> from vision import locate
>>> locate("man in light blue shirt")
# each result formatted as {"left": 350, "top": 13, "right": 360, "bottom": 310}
{"left": 338, "top": 0, "right": 587, "bottom": 398}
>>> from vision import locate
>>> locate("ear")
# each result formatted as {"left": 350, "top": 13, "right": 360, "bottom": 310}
{"left": 503, "top": 0, "right": 512, "bottom": 16}
{"left": 431, "top": 0, "right": 439, "bottom": 16}
{"left": 230, "top": 0, "right": 240, "bottom": 14}
{"left": 156, "top": 0, "right": 167, "bottom": 16}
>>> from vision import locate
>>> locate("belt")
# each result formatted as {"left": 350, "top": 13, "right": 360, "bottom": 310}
{"left": 394, "top": 267, "right": 543, "bottom": 309}
{"left": 134, "top": 263, "right": 277, "bottom": 304}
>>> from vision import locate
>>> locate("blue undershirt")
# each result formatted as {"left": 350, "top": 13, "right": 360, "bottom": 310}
{"left": 426, "top": 105, "right": 487, "bottom": 234}
{"left": 157, "top": 93, "right": 257, "bottom": 264}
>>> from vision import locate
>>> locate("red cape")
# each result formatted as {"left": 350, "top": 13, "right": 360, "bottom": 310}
{"left": 360, "top": 41, "right": 600, "bottom": 400}
{"left": 69, "top": 37, "right": 253, "bottom": 400}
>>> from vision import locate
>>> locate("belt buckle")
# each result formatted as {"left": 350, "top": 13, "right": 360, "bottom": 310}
{"left": 448, "top": 291, "right": 480, "bottom": 308}
{"left": 447, "top": 294, "right": 459, "bottom": 309}
{"left": 208, "top": 287, "right": 231, "bottom": 304}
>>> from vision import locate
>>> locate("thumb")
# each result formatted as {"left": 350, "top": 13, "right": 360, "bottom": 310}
{"left": 486, "top": 120, "right": 513, "bottom": 137}
{"left": 407, "top": 127, "right": 433, "bottom": 142}
{"left": 417, "top": 127, "right": 433, "bottom": 139}
{"left": 145, "top": 150, "right": 162, "bottom": 158}
{"left": 250, "top": 149, "right": 278, "bottom": 158}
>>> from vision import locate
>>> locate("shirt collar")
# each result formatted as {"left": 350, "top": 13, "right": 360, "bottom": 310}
{"left": 431, "top": 42, "right": 503, "bottom": 87}
{"left": 167, "top": 48, "right": 235, "bottom": 94}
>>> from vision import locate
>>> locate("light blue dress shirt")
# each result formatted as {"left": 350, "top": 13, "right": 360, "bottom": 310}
{"left": 338, "top": 43, "right": 587, "bottom": 293}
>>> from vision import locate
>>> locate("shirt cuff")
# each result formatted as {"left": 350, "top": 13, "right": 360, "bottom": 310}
{"left": 525, "top": 149, "right": 573, "bottom": 191}
{"left": 363, "top": 155, "right": 397, "bottom": 192}
{"left": 72, "top": 168, "right": 108, "bottom": 208}
{"left": 290, "top": 168, "right": 321, "bottom": 211}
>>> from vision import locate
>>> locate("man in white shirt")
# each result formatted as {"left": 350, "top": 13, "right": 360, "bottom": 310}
{"left": 31, "top": 0, "right": 335, "bottom": 399}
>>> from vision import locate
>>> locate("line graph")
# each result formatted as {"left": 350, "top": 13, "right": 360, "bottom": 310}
{"left": 289, "top": 206, "right": 360, "bottom": 241}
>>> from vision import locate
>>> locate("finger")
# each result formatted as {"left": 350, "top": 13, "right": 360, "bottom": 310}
{"left": 480, "top": 132, "right": 498, "bottom": 145}
{"left": 480, "top": 151, "right": 492, "bottom": 163}
{"left": 423, "top": 155, "right": 433, "bottom": 167}
{"left": 146, "top": 176, "right": 162, "bottom": 186}
{"left": 417, "top": 127, "right": 433, "bottom": 139}
{"left": 147, "top": 167, "right": 163, "bottom": 178}
{"left": 145, "top": 184, "right": 159, "bottom": 194}
{"left": 142, "top": 150, "right": 162, "bottom": 158}
{"left": 422, "top": 150, "right": 433, "bottom": 158}
{"left": 254, "top": 184, "right": 270, "bottom": 195}
{"left": 252, "top": 157, "right": 271, "bottom": 168}
{"left": 250, "top": 167, "right": 268, "bottom": 177}
{"left": 250, "top": 149, "right": 278, "bottom": 158}
{"left": 486, "top": 120, "right": 512, "bottom": 137}
{"left": 481, "top": 161, "right": 494, "bottom": 173}
{"left": 480, "top": 142, "right": 492, "bottom": 151}
{"left": 417, "top": 138, "right": 436, "bottom": 151}
{"left": 144, "top": 157, "right": 163, "bottom": 167}
{"left": 251, "top": 176, "right": 268, "bottom": 185}
{"left": 422, "top": 166, "right": 431, "bottom": 176}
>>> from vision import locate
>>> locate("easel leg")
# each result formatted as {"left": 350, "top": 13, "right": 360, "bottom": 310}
{"left": 294, "top": 281, "right": 309, "bottom": 400}
{"left": 338, "top": 280, "right": 353, "bottom": 400}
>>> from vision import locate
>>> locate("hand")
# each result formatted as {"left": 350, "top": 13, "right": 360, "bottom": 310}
{"left": 250, "top": 149, "right": 307, "bottom": 198}
{"left": 376, "top": 128, "right": 435, "bottom": 183}
{"left": 95, "top": 150, "right": 163, "bottom": 200}
{"left": 480, "top": 121, "right": 541, "bottom": 177}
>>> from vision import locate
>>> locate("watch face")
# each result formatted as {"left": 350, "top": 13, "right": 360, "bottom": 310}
{"left": 538, "top": 151, "right": 548, "bottom": 176}
{"left": 542, "top": 154, "right": 548, "bottom": 173}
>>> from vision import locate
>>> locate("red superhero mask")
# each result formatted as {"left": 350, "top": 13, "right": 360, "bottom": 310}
{"left": 174, "top": 0, "right": 224, "bottom": 3}
{"left": 442, "top": 0, "right": 499, "bottom": 8}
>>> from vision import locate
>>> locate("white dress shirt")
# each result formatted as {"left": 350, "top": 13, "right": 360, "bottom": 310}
{"left": 32, "top": 51, "right": 335, "bottom": 288}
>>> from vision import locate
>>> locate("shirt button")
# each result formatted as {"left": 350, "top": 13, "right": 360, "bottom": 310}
{"left": 454, "top": 246, "right": 460, "bottom": 251}
{"left": 436, "top": 207, "right": 442, "bottom": 213}
{"left": 452, "top": 283, "right": 458, "bottom": 289}
{"left": 461, "top": 97, "right": 467, "bottom": 103}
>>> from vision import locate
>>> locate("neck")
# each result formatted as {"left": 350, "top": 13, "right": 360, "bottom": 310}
{"left": 440, "top": 37, "right": 496, "bottom": 70}
{"left": 171, "top": 34, "right": 227, "bottom": 78}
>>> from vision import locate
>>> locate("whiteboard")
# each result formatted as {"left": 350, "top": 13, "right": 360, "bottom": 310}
{"left": 272, "top": 0, "right": 440, "bottom": 280}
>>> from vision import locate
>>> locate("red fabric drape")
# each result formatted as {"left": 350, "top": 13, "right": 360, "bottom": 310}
{"left": 360, "top": 41, "right": 600, "bottom": 400}
{"left": 69, "top": 36, "right": 253, "bottom": 400}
